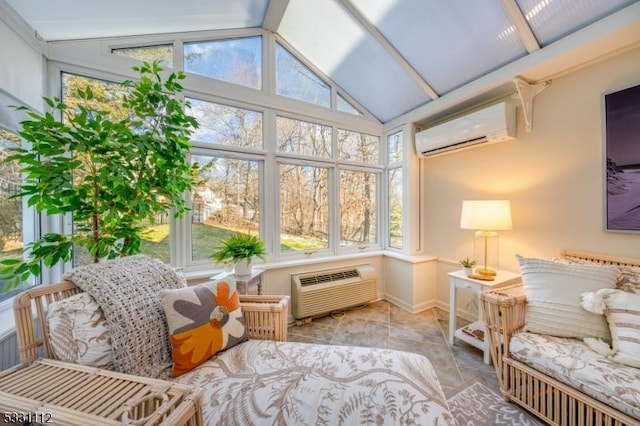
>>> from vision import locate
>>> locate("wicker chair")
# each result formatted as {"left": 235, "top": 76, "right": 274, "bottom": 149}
{"left": 481, "top": 250, "right": 640, "bottom": 426}
{"left": 13, "top": 280, "right": 289, "bottom": 365}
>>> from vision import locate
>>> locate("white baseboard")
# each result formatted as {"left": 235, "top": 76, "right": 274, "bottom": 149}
{"left": 383, "top": 293, "right": 437, "bottom": 314}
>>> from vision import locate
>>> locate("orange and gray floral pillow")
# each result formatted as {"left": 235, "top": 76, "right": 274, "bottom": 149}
{"left": 160, "top": 274, "right": 249, "bottom": 377}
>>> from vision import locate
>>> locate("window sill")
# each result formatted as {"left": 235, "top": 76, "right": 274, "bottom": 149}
{"left": 184, "top": 250, "right": 438, "bottom": 282}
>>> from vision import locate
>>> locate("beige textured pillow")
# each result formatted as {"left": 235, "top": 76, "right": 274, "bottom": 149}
{"left": 47, "top": 292, "right": 114, "bottom": 369}
{"left": 554, "top": 255, "right": 640, "bottom": 294}
{"left": 516, "top": 255, "right": 618, "bottom": 341}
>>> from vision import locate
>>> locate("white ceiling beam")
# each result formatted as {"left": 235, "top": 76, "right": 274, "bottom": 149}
{"left": 384, "top": 2, "right": 640, "bottom": 130}
{"left": 337, "top": 0, "right": 439, "bottom": 100}
{"left": 263, "top": 0, "right": 290, "bottom": 33}
{"left": 499, "top": 0, "right": 540, "bottom": 53}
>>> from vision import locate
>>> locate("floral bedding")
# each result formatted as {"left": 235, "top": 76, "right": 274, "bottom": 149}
{"left": 173, "top": 339, "right": 455, "bottom": 425}
{"left": 510, "top": 332, "right": 640, "bottom": 420}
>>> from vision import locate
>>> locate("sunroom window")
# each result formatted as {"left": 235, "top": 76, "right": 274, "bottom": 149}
{"left": 187, "top": 98, "right": 263, "bottom": 149}
{"left": 340, "top": 170, "right": 378, "bottom": 247}
{"left": 279, "top": 163, "right": 329, "bottom": 252}
{"left": 184, "top": 37, "right": 262, "bottom": 90}
{"left": 276, "top": 116, "right": 331, "bottom": 158}
{"left": 61, "top": 73, "right": 171, "bottom": 265}
{"left": 387, "top": 131, "right": 404, "bottom": 249}
{"left": 337, "top": 129, "right": 380, "bottom": 164}
{"left": 337, "top": 94, "right": 363, "bottom": 116}
{"left": 112, "top": 45, "right": 173, "bottom": 68}
{"left": 191, "top": 154, "right": 261, "bottom": 262}
{"left": 275, "top": 43, "right": 330, "bottom": 108}
{"left": 0, "top": 129, "right": 33, "bottom": 303}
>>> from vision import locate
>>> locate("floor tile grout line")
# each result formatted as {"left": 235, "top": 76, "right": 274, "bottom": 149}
{"left": 433, "top": 308, "right": 466, "bottom": 384}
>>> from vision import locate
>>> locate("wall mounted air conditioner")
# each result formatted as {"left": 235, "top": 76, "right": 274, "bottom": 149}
{"left": 415, "top": 101, "right": 516, "bottom": 158}
{"left": 291, "top": 265, "right": 377, "bottom": 320}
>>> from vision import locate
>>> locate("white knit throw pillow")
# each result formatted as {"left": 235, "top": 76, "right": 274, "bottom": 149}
{"left": 581, "top": 289, "right": 640, "bottom": 368}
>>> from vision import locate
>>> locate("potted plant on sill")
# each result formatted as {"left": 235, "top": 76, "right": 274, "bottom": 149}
{"left": 460, "top": 257, "right": 476, "bottom": 276}
{"left": 210, "top": 232, "right": 266, "bottom": 276}
{"left": 0, "top": 60, "right": 198, "bottom": 291}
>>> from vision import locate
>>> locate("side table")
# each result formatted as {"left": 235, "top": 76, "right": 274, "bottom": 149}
{"left": 448, "top": 269, "right": 520, "bottom": 364}
{"left": 236, "top": 268, "right": 264, "bottom": 295}
{"left": 0, "top": 358, "right": 203, "bottom": 425}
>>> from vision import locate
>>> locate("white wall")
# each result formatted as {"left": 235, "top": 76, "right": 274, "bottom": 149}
{"left": 423, "top": 46, "right": 640, "bottom": 310}
{"left": 0, "top": 4, "right": 45, "bottom": 131}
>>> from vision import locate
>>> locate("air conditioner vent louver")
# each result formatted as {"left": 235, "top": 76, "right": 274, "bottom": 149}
{"left": 291, "top": 265, "right": 377, "bottom": 319}
{"left": 299, "top": 269, "right": 359, "bottom": 286}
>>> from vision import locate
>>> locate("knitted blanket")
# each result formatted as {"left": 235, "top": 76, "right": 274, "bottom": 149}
{"left": 62, "top": 255, "right": 186, "bottom": 379}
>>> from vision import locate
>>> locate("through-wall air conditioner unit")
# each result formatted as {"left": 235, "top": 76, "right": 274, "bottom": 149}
{"left": 291, "top": 265, "right": 377, "bottom": 320}
{"left": 415, "top": 101, "right": 516, "bottom": 158}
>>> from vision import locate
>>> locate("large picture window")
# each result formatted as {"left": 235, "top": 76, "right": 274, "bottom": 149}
{"left": 62, "top": 73, "right": 172, "bottom": 264}
{"left": 49, "top": 33, "right": 384, "bottom": 270}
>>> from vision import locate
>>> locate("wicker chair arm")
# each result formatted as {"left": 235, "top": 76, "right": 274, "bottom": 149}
{"left": 481, "top": 283, "right": 526, "bottom": 389}
{"left": 240, "top": 295, "right": 289, "bottom": 342}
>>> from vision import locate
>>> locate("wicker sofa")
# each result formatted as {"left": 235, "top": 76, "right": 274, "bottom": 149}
{"left": 6, "top": 259, "right": 455, "bottom": 425}
{"left": 481, "top": 250, "right": 640, "bottom": 426}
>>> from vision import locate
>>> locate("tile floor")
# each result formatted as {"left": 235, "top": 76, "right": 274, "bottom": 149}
{"left": 287, "top": 300, "right": 501, "bottom": 399}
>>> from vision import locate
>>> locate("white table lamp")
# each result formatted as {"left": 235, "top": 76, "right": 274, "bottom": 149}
{"left": 460, "top": 200, "right": 512, "bottom": 277}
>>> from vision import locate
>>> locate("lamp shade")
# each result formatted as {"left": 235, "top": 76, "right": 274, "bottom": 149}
{"left": 460, "top": 200, "right": 512, "bottom": 231}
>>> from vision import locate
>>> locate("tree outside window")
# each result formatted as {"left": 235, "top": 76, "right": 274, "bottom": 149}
{"left": 340, "top": 170, "right": 377, "bottom": 247}
{"left": 280, "top": 164, "right": 329, "bottom": 252}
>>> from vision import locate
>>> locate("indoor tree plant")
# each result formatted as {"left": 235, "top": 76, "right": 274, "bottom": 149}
{"left": 0, "top": 60, "right": 198, "bottom": 291}
{"left": 210, "top": 232, "right": 266, "bottom": 275}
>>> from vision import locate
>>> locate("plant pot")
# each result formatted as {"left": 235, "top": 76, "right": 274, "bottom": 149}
{"left": 235, "top": 258, "right": 252, "bottom": 276}
{"left": 463, "top": 266, "right": 473, "bottom": 276}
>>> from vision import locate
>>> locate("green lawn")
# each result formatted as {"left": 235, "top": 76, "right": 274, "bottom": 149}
{"left": 2, "top": 222, "right": 328, "bottom": 269}
{"left": 140, "top": 223, "right": 238, "bottom": 263}
{"left": 140, "top": 222, "right": 325, "bottom": 262}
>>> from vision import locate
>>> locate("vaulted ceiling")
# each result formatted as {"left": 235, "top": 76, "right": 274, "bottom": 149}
{"left": 6, "top": 0, "right": 640, "bottom": 125}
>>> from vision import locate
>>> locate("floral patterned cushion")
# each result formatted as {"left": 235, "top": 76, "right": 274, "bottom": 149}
{"left": 160, "top": 273, "right": 249, "bottom": 377}
{"left": 47, "top": 292, "right": 114, "bottom": 369}
{"left": 173, "top": 339, "right": 455, "bottom": 425}
{"left": 510, "top": 332, "right": 640, "bottom": 420}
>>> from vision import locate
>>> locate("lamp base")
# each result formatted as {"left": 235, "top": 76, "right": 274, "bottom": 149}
{"left": 476, "top": 268, "right": 497, "bottom": 277}
{"left": 468, "top": 273, "right": 495, "bottom": 281}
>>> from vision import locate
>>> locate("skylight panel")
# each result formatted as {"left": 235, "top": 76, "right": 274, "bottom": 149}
{"left": 352, "top": 0, "right": 528, "bottom": 95}
{"left": 280, "top": 0, "right": 429, "bottom": 122}
{"left": 515, "top": 0, "right": 638, "bottom": 45}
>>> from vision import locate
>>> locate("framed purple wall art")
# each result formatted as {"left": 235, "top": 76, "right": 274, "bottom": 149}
{"left": 605, "top": 83, "right": 640, "bottom": 232}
